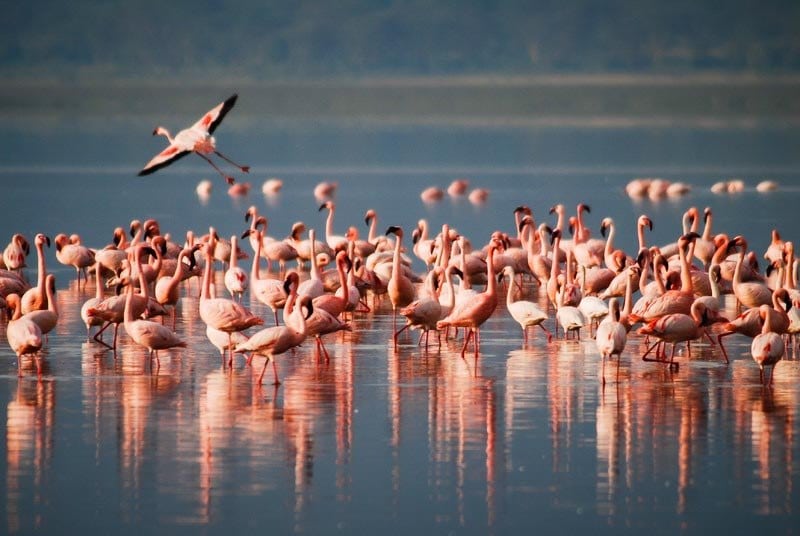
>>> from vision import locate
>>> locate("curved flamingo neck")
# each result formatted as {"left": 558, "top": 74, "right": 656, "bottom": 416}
{"left": 325, "top": 205, "right": 336, "bottom": 244}
{"left": 155, "top": 127, "right": 174, "bottom": 144}
{"left": 679, "top": 240, "right": 693, "bottom": 294}
{"left": 229, "top": 236, "right": 239, "bottom": 269}
{"left": 604, "top": 220, "right": 616, "bottom": 258}
{"left": 702, "top": 211, "right": 713, "bottom": 241}
{"left": 505, "top": 268, "right": 516, "bottom": 308}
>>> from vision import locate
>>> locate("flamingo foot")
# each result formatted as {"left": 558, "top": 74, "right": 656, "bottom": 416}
{"left": 226, "top": 176, "right": 235, "bottom": 185}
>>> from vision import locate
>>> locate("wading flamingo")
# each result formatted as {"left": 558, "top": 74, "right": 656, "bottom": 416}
{"left": 751, "top": 304, "right": 785, "bottom": 385}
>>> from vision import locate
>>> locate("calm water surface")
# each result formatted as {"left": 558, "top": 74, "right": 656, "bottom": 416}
{"left": 1, "top": 91, "right": 800, "bottom": 534}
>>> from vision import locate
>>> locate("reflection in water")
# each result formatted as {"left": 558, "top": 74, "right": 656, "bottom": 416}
{"left": 6, "top": 379, "right": 55, "bottom": 534}
{"left": 1, "top": 253, "right": 800, "bottom": 533}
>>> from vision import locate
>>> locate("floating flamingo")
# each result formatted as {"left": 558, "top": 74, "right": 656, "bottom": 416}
{"left": 138, "top": 94, "right": 249, "bottom": 184}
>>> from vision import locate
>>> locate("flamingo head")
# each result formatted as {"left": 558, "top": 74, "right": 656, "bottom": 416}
{"left": 600, "top": 217, "right": 613, "bottom": 238}
{"left": 385, "top": 225, "right": 402, "bottom": 237}
{"left": 35, "top": 233, "right": 50, "bottom": 249}
{"left": 364, "top": 209, "right": 376, "bottom": 225}
{"left": 638, "top": 215, "right": 653, "bottom": 232}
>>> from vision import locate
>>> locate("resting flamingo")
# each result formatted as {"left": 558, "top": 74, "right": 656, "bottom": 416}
{"left": 54, "top": 233, "right": 95, "bottom": 287}
{"left": 138, "top": 93, "right": 249, "bottom": 184}
{"left": 2, "top": 234, "right": 29, "bottom": 271}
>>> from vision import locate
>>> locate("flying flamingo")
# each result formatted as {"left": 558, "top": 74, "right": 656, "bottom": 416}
{"left": 751, "top": 304, "right": 785, "bottom": 385}
{"left": 138, "top": 94, "right": 249, "bottom": 185}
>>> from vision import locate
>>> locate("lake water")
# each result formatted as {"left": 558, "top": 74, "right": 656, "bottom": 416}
{"left": 1, "top": 84, "right": 800, "bottom": 534}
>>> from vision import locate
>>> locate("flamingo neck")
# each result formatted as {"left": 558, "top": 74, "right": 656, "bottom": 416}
{"left": 251, "top": 232, "right": 263, "bottom": 281}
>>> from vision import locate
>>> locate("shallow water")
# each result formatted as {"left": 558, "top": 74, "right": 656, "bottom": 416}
{"left": 1, "top": 90, "right": 800, "bottom": 533}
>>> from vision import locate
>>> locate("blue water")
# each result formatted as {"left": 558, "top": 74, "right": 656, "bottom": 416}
{"left": 1, "top": 91, "right": 799, "bottom": 534}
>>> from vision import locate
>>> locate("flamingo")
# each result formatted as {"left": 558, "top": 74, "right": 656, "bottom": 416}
{"left": 318, "top": 201, "right": 349, "bottom": 252}
{"left": 244, "top": 229, "right": 289, "bottom": 325}
{"left": 385, "top": 226, "right": 417, "bottom": 343}
{"left": 305, "top": 300, "right": 351, "bottom": 361}
{"left": 297, "top": 229, "right": 326, "bottom": 300}
{"left": 638, "top": 300, "right": 710, "bottom": 366}
{"left": 236, "top": 278, "right": 309, "bottom": 385}
{"left": 54, "top": 233, "right": 95, "bottom": 287}
{"left": 155, "top": 246, "right": 199, "bottom": 326}
{"left": 397, "top": 267, "right": 444, "bottom": 350}
{"left": 437, "top": 240, "right": 500, "bottom": 357}
{"left": 199, "top": 238, "right": 264, "bottom": 367}
{"left": 732, "top": 236, "right": 772, "bottom": 310}
{"left": 20, "top": 233, "right": 51, "bottom": 314}
{"left": 138, "top": 93, "right": 249, "bottom": 185}
{"left": 122, "top": 276, "right": 186, "bottom": 363}
{"left": 2, "top": 234, "right": 29, "bottom": 271}
{"left": 5, "top": 293, "right": 43, "bottom": 376}
{"left": 595, "top": 298, "right": 627, "bottom": 385}
{"left": 224, "top": 235, "right": 249, "bottom": 301}
{"left": 503, "top": 266, "right": 551, "bottom": 343}
{"left": 87, "top": 246, "right": 168, "bottom": 352}
{"left": 751, "top": 304, "right": 785, "bottom": 385}
{"left": 81, "top": 260, "right": 106, "bottom": 339}
{"left": 24, "top": 274, "right": 59, "bottom": 339}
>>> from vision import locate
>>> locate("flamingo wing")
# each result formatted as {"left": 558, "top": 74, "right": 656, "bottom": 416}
{"left": 138, "top": 143, "right": 191, "bottom": 176}
{"left": 191, "top": 94, "right": 238, "bottom": 134}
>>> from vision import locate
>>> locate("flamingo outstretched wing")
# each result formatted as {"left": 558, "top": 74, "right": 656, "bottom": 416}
{"left": 192, "top": 94, "right": 238, "bottom": 134}
{"left": 138, "top": 144, "right": 191, "bottom": 176}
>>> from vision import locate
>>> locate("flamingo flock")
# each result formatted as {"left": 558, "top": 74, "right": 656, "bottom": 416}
{"left": 1, "top": 189, "right": 795, "bottom": 388}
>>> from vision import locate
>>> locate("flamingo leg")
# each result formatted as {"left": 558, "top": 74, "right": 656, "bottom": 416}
{"left": 642, "top": 339, "right": 662, "bottom": 361}
{"left": 258, "top": 356, "right": 270, "bottom": 383}
{"left": 214, "top": 150, "right": 250, "bottom": 173}
{"left": 601, "top": 355, "right": 606, "bottom": 386}
{"left": 540, "top": 324, "right": 553, "bottom": 343}
{"left": 716, "top": 332, "right": 731, "bottom": 363}
{"left": 272, "top": 358, "right": 281, "bottom": 386}
{"left": 393, "top": 323, "right": 409, "bottom": 348}
{"left": 460, "top": 329, "right": 474, "bottom": 357}
{"left": 197, "top": 153, "right": 235, "bottom": 184}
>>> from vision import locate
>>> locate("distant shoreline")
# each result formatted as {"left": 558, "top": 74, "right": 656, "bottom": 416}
{"left": 2, "top": 74, "right": 799, "bottom": 125}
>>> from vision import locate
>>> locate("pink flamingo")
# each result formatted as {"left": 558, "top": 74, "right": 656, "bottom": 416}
{"left": 24, "top": 274, "right": 58, "bottom": 340}
{"left": 751, "top": 304, "right": 785, "bottom": 385}
{"left": 199, "top": 237, "right": 263, "bottom": 367}
{"left": 2, "top": 234, "right": 29, "bottom": 271}
{"left": 437, "top": 240, "right": 500, "bottom": 357}
{"left": 385, "top": 226, "right": 417, "bottom": 345}
{"left": 138, "top": 94, "right": 249, "bottom": 184}
{"left": 243, "top": 228, "right": 288, "bottom": 325}
{"left": 20, "top": 234, "right": 51, "bottom": 314}
{"left": 54, "top": 233, "right": 95, "bottom": 287}
{"left": 638, "top": 300, "right": 711, "bottom": 367}
{"left": 5, "top": 293, "right": 43, "bottom": 376}
{"left": 595, "top": 297, "right": 627, "bottom": 385}
{"left": 123, "top": 276, "right": 186, "bottom": 365}
{"left": 236, "top": 275, "right": 309, "bottom": 385}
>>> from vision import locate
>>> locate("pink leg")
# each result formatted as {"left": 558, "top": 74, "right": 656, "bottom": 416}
{"left": 197, "top": 153, "right": 235, "bottom": 184}
{"left": 272, "top": 359, "right": 281, "bottom": 386}
{"left": 214, "top": 150, "right": 250, "bottom": 173}
{"left": 460, "top": 329, "right": 474, "bottom": 357}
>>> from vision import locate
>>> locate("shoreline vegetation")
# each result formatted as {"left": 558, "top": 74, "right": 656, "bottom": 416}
{"left": 2, "top": 74, "right": 799, "bottom": 126}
